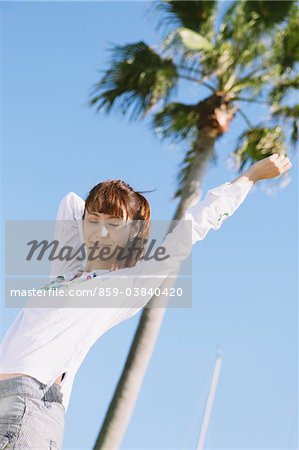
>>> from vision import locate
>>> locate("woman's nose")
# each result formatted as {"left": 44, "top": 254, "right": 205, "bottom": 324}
{"left": 94, "top": 223, "right": 109, "bottom": 238}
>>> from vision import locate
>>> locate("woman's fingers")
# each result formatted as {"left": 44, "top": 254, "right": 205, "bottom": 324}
{"left": 277, "top": 157, "right": 292, "bottom": 174}
{"left": 273, "top": 154, "right": 291, "bottom": 169}
{"left": 270, "top": 153, "right": 279, "bottom": 160}
{"left": 283, "top": 160, "right": 292, "bottom": 168}
{"left": 277, "top": 154, "right": 285, "bottom": 161}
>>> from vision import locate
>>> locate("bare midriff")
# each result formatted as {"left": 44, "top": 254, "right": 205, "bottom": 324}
{"left": 0, "top": 372, "right": 64, "bottom": 385}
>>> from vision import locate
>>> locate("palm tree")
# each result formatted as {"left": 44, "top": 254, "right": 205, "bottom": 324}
{"left": 89, "top": 2, "right": 298, "bottom": 448}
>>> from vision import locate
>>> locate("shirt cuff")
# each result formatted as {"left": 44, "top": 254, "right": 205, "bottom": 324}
{"left": 185, "top": 179, "right": 254, "bottom": 244}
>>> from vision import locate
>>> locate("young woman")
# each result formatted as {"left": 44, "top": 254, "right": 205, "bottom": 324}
{"left": 0, "top": 154, "right": 291, "bottom": 449}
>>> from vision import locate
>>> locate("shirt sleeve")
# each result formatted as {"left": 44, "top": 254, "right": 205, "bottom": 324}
{"left": 51, "top": 179, "right": 253, "bottom": 330}
{"left": 131, "top": 178, "right": 254, "bottom": 278}
{"left": 109, "top": 179, "right": 253, "bottom": 320}
{"left": 49, "top": 192, "right": 86, "bottom": 280}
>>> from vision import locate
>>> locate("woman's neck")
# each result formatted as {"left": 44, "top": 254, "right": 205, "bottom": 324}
{"left": 84, "top": 260, "right": 113, "bottom": 272}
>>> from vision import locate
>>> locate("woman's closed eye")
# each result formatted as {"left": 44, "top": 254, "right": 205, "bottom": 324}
{"left": 88, "top": 221, "right": 120, "bottom": 227}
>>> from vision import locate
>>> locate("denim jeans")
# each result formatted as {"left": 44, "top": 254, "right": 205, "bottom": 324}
{"left": 0, "top": 376, "right": 65, "bottom": 449}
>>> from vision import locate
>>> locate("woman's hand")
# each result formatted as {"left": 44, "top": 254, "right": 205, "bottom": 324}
{"left": 234, "top": 154, "right": 293, "bottom": 184}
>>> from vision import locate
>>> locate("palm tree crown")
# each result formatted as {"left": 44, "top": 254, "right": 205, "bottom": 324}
{"left": 89, "top": 0, "right": 298, "bottom": 197}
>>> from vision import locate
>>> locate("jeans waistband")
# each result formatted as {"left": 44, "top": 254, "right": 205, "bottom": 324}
{"left": 0, "top": 375, "right": 63, "bottom": 404}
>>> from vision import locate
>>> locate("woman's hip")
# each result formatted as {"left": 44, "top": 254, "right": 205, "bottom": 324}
{"left": 0, "top": 376, "right": 64, "bottom": 449}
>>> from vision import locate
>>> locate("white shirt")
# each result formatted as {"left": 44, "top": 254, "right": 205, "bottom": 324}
{"left": 0, "top": 178, "right": 253, "bottom": 412}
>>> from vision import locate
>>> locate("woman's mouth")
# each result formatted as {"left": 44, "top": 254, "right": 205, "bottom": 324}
{"left": 89, "top": 242, "right": 113, "bottom": 246}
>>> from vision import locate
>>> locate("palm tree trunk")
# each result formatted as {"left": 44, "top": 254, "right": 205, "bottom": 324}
{"left": 93, "top": 131, "right": 216, "bottom": 450}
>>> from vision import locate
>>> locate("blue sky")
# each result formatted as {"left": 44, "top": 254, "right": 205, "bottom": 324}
{"left": 1, "top": 2, "right": 297, "bottom": 449}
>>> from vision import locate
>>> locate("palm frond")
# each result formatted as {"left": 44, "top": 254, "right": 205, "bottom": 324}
{"left": 233, "top": 126, "right": 286, "bottom": 171}
{"left": 219, "top": 2, "right": 242, "bottom": 41}
{"left": 161, "top": 27, "right": 215, "bottom": 71}
{"left": 272, "top": 104, "right": 299, "bottom": 146}
{"left": 230, "top": 73, "right": 271, "bottom": 95}
{"left": 171, "top": 27, "right": 214, "bottom": 52}
{"left": 271, "top": 3, "right": 299, "bottom": 72}
{"left": 269, "top": 75, "right": 299, "bottom": 102}
{"left": 154, "top": 0, "right": 217, "bottom": 38}
{"left": 89, "top": 41, "right": 178, "bottom": 120}
{"left": 242, "top": 0, "right": 295, "bottom": 29}
{"left": 291, "top": 120, "right": 298, "bottom": 146}
{"left": 220, "top": 0, "right": 294, "bottom": 46}
{"left": 152, "top": 102, "right": 198, "bottom": 142}
{"left": 272, "top": 104, "right": 299, "bottom": 120}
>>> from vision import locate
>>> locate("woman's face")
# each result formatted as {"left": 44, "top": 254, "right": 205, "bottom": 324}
{"left": 83, "top": 209, "right": 135, "bottom": 271}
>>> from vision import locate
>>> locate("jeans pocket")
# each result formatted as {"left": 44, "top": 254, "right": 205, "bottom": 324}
{"left": 0, "top": 434, "right": 10, "bottom": 449}
{"left": 0, "top": 395, "right": 27, "bottom": 424}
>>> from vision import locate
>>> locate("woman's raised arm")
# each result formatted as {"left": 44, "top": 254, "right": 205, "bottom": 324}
{"left": 109, "top": 153, "right": 292, "bottom": 323}
{"left": 48, "top": 154, "right": 291, "bottom": 329}
{"left": 132, "top": 153, "right": 292, "bottom": 287}
{"left": 49, "top": 192, "right": 86, "bottom": 280}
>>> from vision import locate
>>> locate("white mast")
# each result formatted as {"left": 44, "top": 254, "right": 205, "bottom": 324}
{"left": 196, "top": 354, "right": 223, "bottom": 450}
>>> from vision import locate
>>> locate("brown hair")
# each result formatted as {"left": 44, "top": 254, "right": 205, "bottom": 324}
{"left": 82, "top": 179, "right": 153, "bottom": 271}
